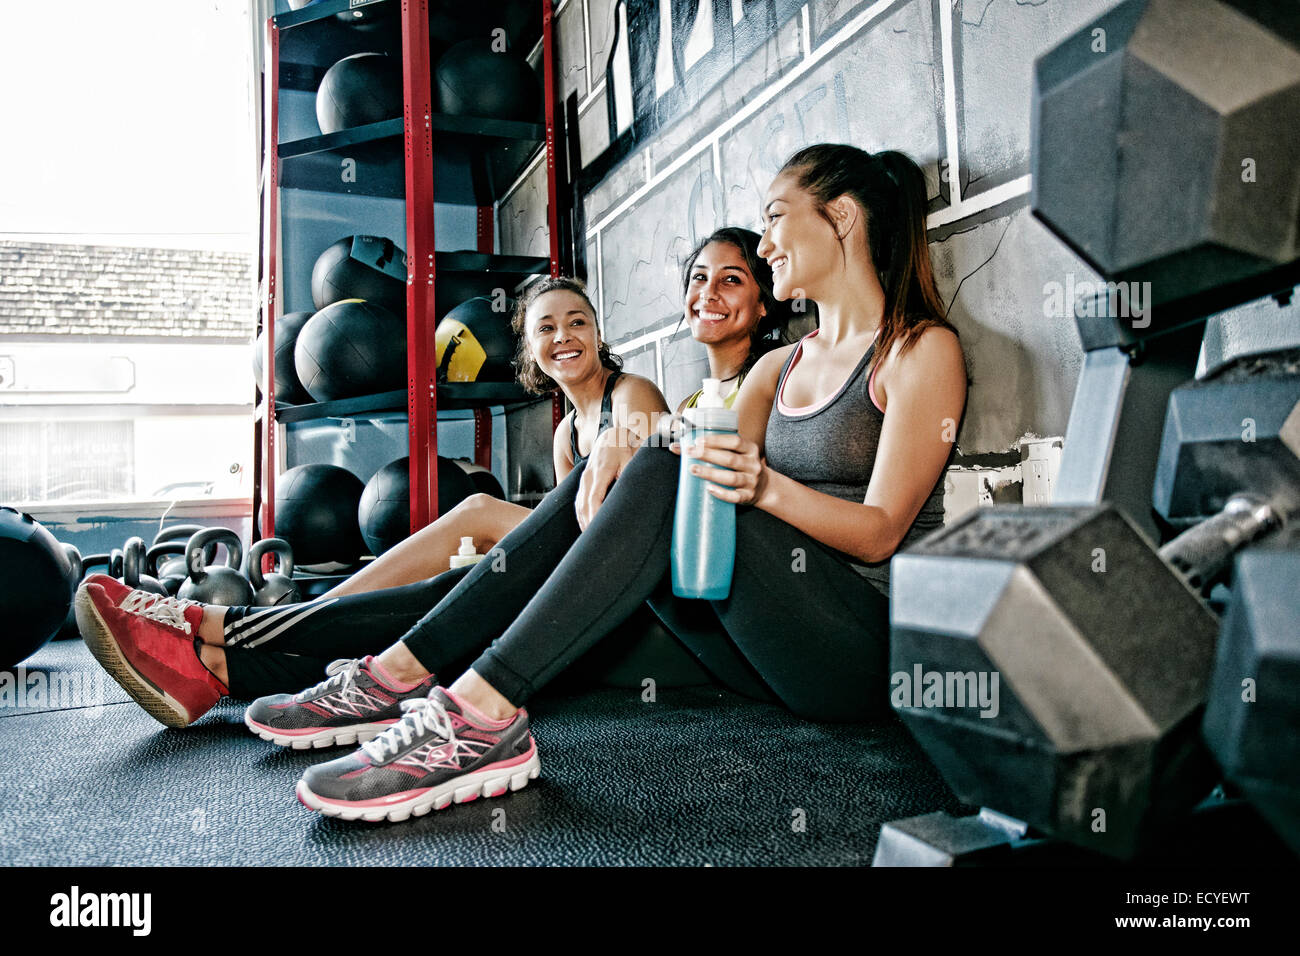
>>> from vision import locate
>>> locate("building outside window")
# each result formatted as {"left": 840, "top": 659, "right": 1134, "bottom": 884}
{"left": 0, "top": 0, "right": 259, "bottom": 510}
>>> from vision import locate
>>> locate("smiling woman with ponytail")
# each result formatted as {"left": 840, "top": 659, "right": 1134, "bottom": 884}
{"left": 773, "top": 145, "right": 953, "bottom": 387}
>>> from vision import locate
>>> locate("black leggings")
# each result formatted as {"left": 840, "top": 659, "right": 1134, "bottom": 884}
{"left": 225, "top": 444, "right": 892, "bottom": 722}
{"left": 221, "top": 568, "right": 474, "bottom": 697}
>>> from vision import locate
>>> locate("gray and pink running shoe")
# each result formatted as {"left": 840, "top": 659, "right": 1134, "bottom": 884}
{"left": 296, "top": 687, "right": 540, "bottom": 823}
{"left": 244, "top": 657, "right": 435, "bottom": 749}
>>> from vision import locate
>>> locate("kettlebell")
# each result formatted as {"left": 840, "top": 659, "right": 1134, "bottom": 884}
{"left": 177, "top": 528, "right": 254, "bottom": 606}
{"left": 147, "top": 542, "right": 188, "bottom": 595}
{"left": 243, "top": 538, "right": 302, "bottom": 607}
{"left": 153, "top": 525, "right": 216, "bottom": 582}
{"left": 56, "top": 544, "right": 84, "bottom": 639}
{"left": 123, "top": 537, "right": 167, "bottom": 596}
{"left": 108, "top": 548, "right": 125, "bottom": 581}
{"left": 62, "top": 544, "right": 83, "bottom": 587}
{"left": 78, "top": 553, "right": 110, "bottom": 584}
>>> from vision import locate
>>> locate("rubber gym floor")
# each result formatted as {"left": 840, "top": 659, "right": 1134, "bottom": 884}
{"left": 1, "top": 638, "right": 965, "bottom": 866}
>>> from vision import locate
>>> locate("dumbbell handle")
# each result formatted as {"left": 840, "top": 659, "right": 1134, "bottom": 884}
{"left": 1157, "top": 494, "right": 1284, "bottom": 591}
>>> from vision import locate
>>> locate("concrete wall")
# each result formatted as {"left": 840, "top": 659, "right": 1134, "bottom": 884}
{"left": 501, "top": 0, "right": 1300, "bottom": 487}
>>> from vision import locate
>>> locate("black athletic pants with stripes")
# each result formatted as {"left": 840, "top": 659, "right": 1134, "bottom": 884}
{"left": 223, "top": 443, "right": 892, "bottom": 722}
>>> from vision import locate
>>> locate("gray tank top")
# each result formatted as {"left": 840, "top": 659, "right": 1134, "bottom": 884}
{"left": 764, "top": 332, "right": 948, "bottom": 597}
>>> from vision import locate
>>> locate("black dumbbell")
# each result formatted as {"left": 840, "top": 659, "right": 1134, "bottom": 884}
{"left": 881, "top": 346, "right": 1300, "bottom": 862}
{"left": 1202, "top": 528, "right": 1300, "bottom": 856}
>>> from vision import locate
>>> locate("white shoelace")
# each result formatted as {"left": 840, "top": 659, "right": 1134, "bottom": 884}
{"left": 119, "top": 590, "right": 198, "bottom": 635}
{"left": 361, "top": 693, "right": 455, "bottom": 763}
{"left": 294, "top": 658, "right": 362, "bottom": 702}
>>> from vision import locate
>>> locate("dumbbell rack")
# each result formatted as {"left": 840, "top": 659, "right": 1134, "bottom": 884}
{"left": 252, "top": 0, "right": 570, "bottom": 552}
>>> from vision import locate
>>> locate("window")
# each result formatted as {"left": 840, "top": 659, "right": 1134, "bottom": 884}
{"left": 0, "top": 0, "right": 258, "bottom": 508}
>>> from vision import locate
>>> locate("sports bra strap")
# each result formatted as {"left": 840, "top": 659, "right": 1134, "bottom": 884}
{"left": 569, "top": 370, "right": 622, "bottom": 466}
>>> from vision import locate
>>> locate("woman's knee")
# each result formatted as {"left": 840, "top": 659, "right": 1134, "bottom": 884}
{"left": 455, "top": 491, "right": 494, "bottom": 523}
{"left": 622, "top": 440, "right": 678, "bottom": 485}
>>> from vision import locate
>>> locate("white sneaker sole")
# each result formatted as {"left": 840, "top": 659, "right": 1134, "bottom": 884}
{"left": 244, "top": 713, "right": 395, "bottom": 750}
{"left": 296, "top": 748, "right": 542, "bottom": 823}
{"left": 74, "top": 586, "right": 192, "bottom": 729}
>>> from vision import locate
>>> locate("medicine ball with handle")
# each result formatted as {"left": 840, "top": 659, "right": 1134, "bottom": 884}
{"left": 310, "top": 235, "right": 407, "bottom": 317}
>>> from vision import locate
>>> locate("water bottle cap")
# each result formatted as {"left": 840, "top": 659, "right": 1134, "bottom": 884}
{"left": 696, "top": 377, "right": 726, "bottom": 409}
{"left": 457, "top": 536, "right": 476, "bottom": 556}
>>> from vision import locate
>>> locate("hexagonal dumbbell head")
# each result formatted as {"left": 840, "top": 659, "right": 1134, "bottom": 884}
{"left": 890, "top": 504, "right": 1220, "bottom": 858}
{"left": 1032, "top": 0, "right": 1300, "bottom": 322}
{"left": 1203, "top": 535, "right": 1300, "bottom": 855}
{"left": 1153, "top": 346, "right": 1300, "bottom": 527}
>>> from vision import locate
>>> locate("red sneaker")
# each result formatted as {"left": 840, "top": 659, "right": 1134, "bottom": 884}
{"left": 80, "top": 573, "right": 196, "bottom": 629}
{"left": 74, "top": 581, "right": 224, "bottom": 728}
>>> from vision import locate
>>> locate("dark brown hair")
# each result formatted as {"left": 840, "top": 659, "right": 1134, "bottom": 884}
{"left": 511, "top": 275, "right": 622, "bottom": 394}
{"left": 677, "top": 227, "right": 795, "bottom": 371}
{"left": 777, "top": 145, "right": 955, "bottom": 371}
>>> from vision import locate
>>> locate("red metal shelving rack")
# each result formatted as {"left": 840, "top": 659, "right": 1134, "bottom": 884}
{"left": 253, "top": 0, "right": 564, "bottom": 546}
{"left": 400, "top": 0, "right": 438, "bottom": 534}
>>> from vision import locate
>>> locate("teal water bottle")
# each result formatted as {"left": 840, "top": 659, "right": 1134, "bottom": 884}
{"left": 672, "top": 378, "right": 737, "bottom": 599}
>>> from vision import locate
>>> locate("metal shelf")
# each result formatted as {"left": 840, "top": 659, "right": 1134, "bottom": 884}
{"left": 267, "top": 382, "right": 539, "bottom": 424}
{"left": 278, "top": 117, "right": 544, "bottom": 203}
{"left": 276, "top": 0, "right": 401, "bottom": 91}
{"left": 254, "top": 0, "right": 565, "bottom": 542}
{"left": 437, "top": 251, "right": 550, "bottom": 280}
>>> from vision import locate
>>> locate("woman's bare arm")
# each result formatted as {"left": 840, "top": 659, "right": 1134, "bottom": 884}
{"left": 575, "top": 373, "right": 672, "bottom": 529}
{"left": 553, "top": 412, "right": 575, "bottom": 483}
{"left": 688, "top": 328, "right": 966, "bottom": 564}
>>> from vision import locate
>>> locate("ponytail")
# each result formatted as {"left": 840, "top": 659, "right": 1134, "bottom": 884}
{"left": 778, "top": 144, "right": 955, "bottom": 373}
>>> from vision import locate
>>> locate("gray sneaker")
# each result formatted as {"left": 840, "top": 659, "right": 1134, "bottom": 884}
{"left": 296, "top": 687, "right": 540, "bottom": 823}
{"left": 244, "top": 657, "right": 436, "bottom": 749}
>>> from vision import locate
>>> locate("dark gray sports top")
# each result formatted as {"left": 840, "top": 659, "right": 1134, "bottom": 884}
{"left": 569, "top": 371, "right": 622, "bottom": 466}
{"left": 764, "top": 331, "right": 948, "bottom": 597}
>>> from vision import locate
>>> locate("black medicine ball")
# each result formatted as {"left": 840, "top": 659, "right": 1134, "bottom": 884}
{"left": 316, "top": 52, "right": 402, "bottom": 135}
{"left": 311, "top": 235, "right": 408, "bottom": 317}
{"left": 253, "top": 310, "right": 314, "bottom": 405}
{"left": 358, "top": 457, "right": 476, "bottom": 556}
{"left": 0, "top": 507, "right": 75, "bottom": 669}
{"left": 455, "top": 459, "right": 506, "bottom": 499}
{"left": 435, "top": 296, "right": 518, "bottom": 383}
{"left": 295, "top": 299, "right": 407, "bottom": 403}
{"left": 274, "top": 464, "right": 367, "bottom": 568}
{"left": 435, "top": 40, "right": 540, "bottom": 122}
